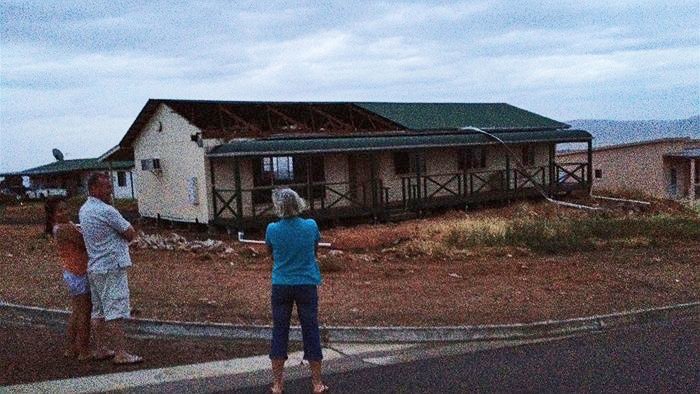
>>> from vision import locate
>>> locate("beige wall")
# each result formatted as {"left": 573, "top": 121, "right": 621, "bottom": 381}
{"left": 133, "top": 104, "right": 213, "bottom": 223}
{"left": 557, "top": 139, "right": 700, "bottom": 199}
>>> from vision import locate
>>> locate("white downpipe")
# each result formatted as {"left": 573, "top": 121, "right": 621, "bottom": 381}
{"left": 590, "top": 193, "right": 651, "bottom": 206}
{"left": 238, "top": 231, "right": 332, "bottom": 248}
{"left": 460, "top": 126, "right": 604, "bottom": 212}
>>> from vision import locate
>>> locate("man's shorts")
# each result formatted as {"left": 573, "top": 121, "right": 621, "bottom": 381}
{"left": 62, "top": 270, "right": 90, "bottom": 297}
{"left": 88, "top": 269, "right": 130, "bottom": 321}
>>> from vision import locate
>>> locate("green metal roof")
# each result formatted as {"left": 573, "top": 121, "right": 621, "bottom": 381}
{"left": 208, "top": 129, "right": 591, "bottom": 158}
{"left": 354, "top": 102, "right": 569, "bottom": 130}
{"left": 4, "top": 159, "right": 133, "bottom": 177}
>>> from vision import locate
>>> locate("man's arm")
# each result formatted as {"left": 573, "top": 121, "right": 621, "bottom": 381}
{"left": 121, "top": 226, "right": 137, "bottom": 242}
{"left": 104, "top": 205, "right": 136, "bottom": 242}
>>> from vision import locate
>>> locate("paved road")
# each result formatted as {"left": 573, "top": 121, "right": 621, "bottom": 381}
{"left": 234, "top": 318, "right": 700, "bottom": 393}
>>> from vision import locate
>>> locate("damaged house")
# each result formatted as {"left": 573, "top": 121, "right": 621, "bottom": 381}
{"left": 103, "top": 99, "right": 593, "bottom": 228}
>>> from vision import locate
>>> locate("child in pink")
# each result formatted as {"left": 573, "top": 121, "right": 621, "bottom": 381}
{"left": 47, "top": 199, "right": 93, "bottom": 360}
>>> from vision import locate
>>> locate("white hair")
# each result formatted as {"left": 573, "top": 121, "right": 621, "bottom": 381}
{"left": 272, "top": 188, "right": 308, "bottom": 218}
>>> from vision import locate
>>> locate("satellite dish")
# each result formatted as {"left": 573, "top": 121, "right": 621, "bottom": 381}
{"left": 52, "top": 148, "right": 64, "bottom": 161}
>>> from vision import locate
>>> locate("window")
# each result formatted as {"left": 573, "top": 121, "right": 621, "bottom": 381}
{"left": 393, "top": 152, "right": 426, "bottom": 175}
{"left": 458, "top": 147, "right": 487, "bottom": 170}
{"left": 141, "top": 159, "right": 161, "bottom": 171}
{"left": 117, "top": 171, "right": 127, "bottom": 187}
{"left": 521, "top": 145, "right": 536, "bottom": 166}
{"left": 253, "top": 156, "right": 325, "bottom": 203}
{"left": 262, "top": 156, "right": 294, "bottom": 181}
{"left": 594, "top": 169, "right": 603, "bottom": 179}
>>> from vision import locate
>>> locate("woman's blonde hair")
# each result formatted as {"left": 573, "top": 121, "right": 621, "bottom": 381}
{"left": 271, "top": 188, "right": 308, "bottom": 218}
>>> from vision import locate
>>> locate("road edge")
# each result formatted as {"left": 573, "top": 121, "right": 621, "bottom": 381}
{"left": 1, "top": 300, "right": 698, "bottom": 343}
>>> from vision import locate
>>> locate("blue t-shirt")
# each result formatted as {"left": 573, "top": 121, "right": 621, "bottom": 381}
{"left": 265, "top": 217, "right": 322, "bottom": 285}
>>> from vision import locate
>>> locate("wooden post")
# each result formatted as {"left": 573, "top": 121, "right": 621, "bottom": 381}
{"left": 548, "top": 143, "right": 555, "bottom": 196}
{"left": 129, "top": 170, "right": 135, "bottom": 199}
{"left": 415, "top": 151, "right": 422, "bottom": 215}
{"left": 586, "top": 140, "right": 593, "bottom": 190}
{"left": 505, "top": 154, "right": 511, "bottom": 195}
{"left": 306, "top": 156, "right": 313, "bottom": 211}
{"left": 370, "top": 153, "right": 379, "bottom": 220}
{"left": 461, "top": 148, "right": 468, "bottom": 197}
{"left": 108, "top": 162, "right": 114, "bottom": 204}
{"left": 210, "top": 160, "right": 217, "bottom": 219}
{"left": 233, "top": 157, "right": 243, "bottom": 230}
{"left": 690, "top": 159, "right": 696, "bottom": 201}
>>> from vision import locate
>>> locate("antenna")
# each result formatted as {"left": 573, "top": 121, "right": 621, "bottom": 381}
{"left": 52, "top": 148, "right": 64, "bottom": 161}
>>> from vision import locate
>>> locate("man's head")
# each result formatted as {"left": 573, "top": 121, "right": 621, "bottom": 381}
{"left": 87, "top": 172, "right": 112, "bottom": 203}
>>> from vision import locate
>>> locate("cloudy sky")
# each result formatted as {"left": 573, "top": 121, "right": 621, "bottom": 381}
{"left": 1, "top": 0, "right": 699, "bottom": 172}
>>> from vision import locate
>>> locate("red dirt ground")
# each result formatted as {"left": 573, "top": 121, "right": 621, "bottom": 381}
{"left": 1, "top": 198, "right": 698, "bottom": 327}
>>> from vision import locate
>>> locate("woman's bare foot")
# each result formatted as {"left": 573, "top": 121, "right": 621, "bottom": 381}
{"left": 92, "top": 348, "right": 116, "bottom": 360}
{"left": 271, "top": 381, "right": 284, "bottom": 393}
{"left": 313, "top": 382, "right": 329, "bottom": 393}
{"left": 113, "top": 352, "right": 143, "bottom": 365}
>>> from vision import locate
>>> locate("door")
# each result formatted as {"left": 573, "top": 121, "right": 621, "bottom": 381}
{"left": 348, "top": 153, "right": 372, "bottom": 203}
{"left": 668, "top": 168, "right": 678, "bottom": 197}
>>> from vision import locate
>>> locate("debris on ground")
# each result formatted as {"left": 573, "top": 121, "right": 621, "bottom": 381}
{"left": 133, "top": 231, "right": 233, "bottom": 253}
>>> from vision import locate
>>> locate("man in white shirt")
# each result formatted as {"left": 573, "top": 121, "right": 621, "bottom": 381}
{"left": 79, "top": 172, "right": 141, "bottom": 364}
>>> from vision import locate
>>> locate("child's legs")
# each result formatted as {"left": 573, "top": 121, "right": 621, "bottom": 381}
{"left": 72, "top": 294, "right": 91, "bottom": 355}
{"left": 63, "top": 270, "right": 87, "bottom": 355}
{"left": 66, "top": 305, "right": 77, "bottom": 354}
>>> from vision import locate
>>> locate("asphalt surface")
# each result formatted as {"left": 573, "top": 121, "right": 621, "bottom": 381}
{"left": 233, "top": 317, "right": 700, "bottom": 393}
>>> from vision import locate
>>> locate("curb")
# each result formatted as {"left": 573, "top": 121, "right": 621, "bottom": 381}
{"left": 1, "top": 301, "right": 698, "bottom": 343}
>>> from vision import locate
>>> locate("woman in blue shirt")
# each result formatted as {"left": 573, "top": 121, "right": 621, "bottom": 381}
{"left": 265, "top": 188, "right": 327, "bottom": 393}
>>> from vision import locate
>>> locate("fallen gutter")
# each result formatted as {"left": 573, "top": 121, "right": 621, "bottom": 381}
{"left": 590, "top": 193, "right": 652, "bottom": 206}
{"left": 461, "top": 126, "right": 603, "bottom": 211}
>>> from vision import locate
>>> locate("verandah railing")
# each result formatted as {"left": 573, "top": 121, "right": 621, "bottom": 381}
{"left": 214, "top": 180, "right": 390, "bottom": 221}
{"left": 400, "top": 163, "right": 588, "bottom": 209}
{"left": 213, "top": 162, "right": 588, "bottom": 222}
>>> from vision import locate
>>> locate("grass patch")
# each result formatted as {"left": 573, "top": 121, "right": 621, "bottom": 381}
{"left": 440, "top": 214, "right": 700, "bottom": 255}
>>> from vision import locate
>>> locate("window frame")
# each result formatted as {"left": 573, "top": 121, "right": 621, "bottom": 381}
{"left": 521, "top": 145, "right": 536, "bottom": 167}
{"left": 393, "top": 151, "right": 426, "bottom": 175}
{"left": 116, "top": 171, "right": 127, "bottom": 187}
{"left": 252, "top": 155, "right": 325, "bottom": 204}
{"left": 458, "top": 147, "right": 487, "bottom": 171}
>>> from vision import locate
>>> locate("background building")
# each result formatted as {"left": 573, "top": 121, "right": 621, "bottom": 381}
{"left": 557, "top": 137, "right": 699, "bottom": 201}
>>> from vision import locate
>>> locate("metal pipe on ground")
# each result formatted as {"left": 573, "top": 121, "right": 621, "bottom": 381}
{"left": 238, "top": 231, "right": 332, "bottom": 248}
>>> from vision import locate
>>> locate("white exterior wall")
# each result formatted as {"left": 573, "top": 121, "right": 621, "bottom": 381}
{"left": 133, "top": 104, "right": 213, "bottom": 223}
{"left": 111, "top": 169, "right": 136, "bottom": 199}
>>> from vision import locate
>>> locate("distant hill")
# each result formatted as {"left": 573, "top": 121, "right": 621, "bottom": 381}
{"left": 566, "top": 116, "right": 699, "bottom": 147}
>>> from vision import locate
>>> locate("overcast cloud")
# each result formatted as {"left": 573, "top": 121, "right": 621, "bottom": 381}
{"left": 1, "top": 0, "right": 698, "bottom": 172}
